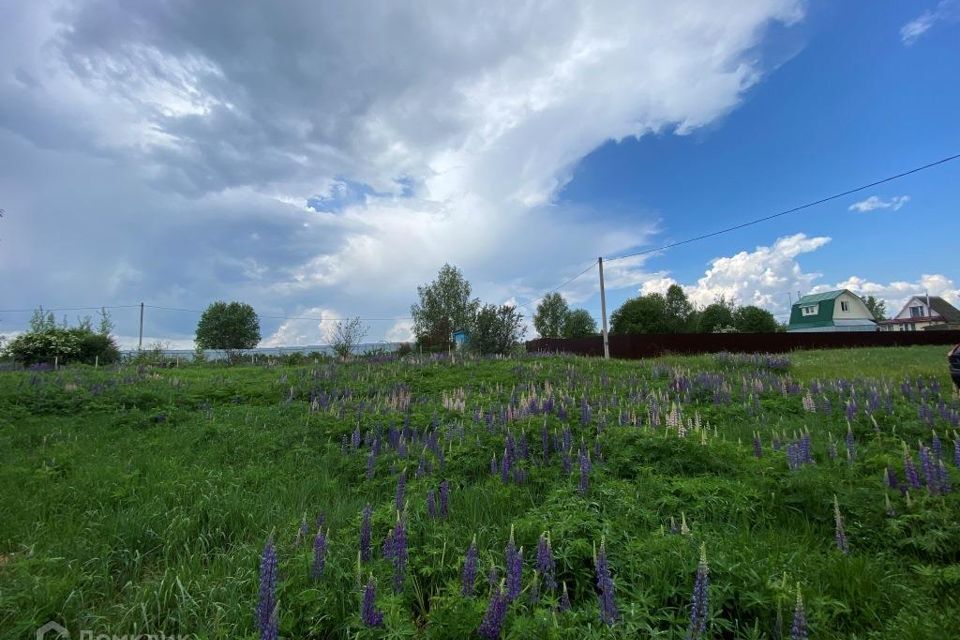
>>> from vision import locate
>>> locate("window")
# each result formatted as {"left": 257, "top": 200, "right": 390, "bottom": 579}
{"left": 801, "top": 305, "right": 818, "bottom": 316}
{"left": 840, "top": 301, "right": 849, "bottom": 312}
{"left": 910, "top": 305, "right": 923, "bottom": 318}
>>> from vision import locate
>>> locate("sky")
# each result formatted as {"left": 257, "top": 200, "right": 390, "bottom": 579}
{"left": 1, "top": 0, "right": 958, "bottom": 348}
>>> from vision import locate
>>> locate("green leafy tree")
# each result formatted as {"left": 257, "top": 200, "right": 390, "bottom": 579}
{"left": 411, "top": 264, "right": 480, "bottom": 350}
{"left": 733, "top": 305, "right": 778, "bottom": 333}
{"left": 664, "top": 285, "right": 696, "bottom": 333}
{"left": 468, "top": 304, "right": 526, "bottom": 355}
{"left": 610, "top": 294, "right": 671, "bottom": 334}
{"left": 698, "top": 298, "right": 736, "bottom": 333}
{"left": 533, "top": 293, "right": 570, "bottom": 338}
{"left": 98, "top": 307, "right": 115, "bottom": 336}
{"left": 562, "top": 308, "right": 598, "bottom": 338}
{"left": 195, "top": 301, "right": 261, "bottom": 350}
{"left": 863, "top": 295, "right": 887, "bottom": 321}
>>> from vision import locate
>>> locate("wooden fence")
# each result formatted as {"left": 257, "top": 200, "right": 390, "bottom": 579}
{"left": 526, "top": 330, "right": 960, "bottom": 359}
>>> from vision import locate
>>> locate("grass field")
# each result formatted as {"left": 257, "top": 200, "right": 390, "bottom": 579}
{"left": 1, "top": 346, "right": 959, "bottom": 639}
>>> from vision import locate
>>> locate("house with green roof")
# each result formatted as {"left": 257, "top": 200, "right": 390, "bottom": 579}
{"left": 787, "top": 290, "right": 877, "bottom": 333}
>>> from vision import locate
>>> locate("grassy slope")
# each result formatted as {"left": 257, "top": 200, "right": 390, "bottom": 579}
{"left": 0, "top": 346, "right": 958, "bottom": 639}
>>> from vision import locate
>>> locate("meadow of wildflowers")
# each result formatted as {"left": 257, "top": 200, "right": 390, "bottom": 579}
{"left": 1, "top": 345, "right": 959, "bottom": 638}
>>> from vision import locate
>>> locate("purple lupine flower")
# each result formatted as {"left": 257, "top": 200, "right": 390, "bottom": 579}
{"left": 360, "top": 504, "right": 372, "bottom": 562}
{"left": 559, "top": 582, "right": 571, "bottom": 612}
{"left": 439, "top": 480, "right": 450, "bottom": 518}
{"left": 790, "top": 586, "right": 807, "bottom": 640}
{"left": 295, "top": 517, "right": 310, "bottom": 547}
{"left": 799, "top": 432, "right": 812, "bottom": 464}
{"left": 361, "top": 575, "right": 384, "bottom": 627}
{"left": 827, "top": 440, "right": 838, "bottom": 461}
{"left": 390, "top": 513, "right": 408, "bottom": 593}
{"left": 529, "top": 571, "right": 540, "bottom": 606}
{"left": 686, "top": 543, "right": 710, "bottom": 640}
{"left": 904, "top": 444, "right": 922, "bottom": 489}
{"left": 426, "top": 489, "right": 437, "bottom": 518}
{"left": 938, "top": 460, "right": 952, "bottom": 494}
{"left": 311, "top": 527, "right": 328, "bottom": 580}
{"left": 932, "top": 431, "right": 943, "bottom": 461}
{"left": 478, "top": 582, "right": 508, "bottom": 639}
{"left": 500, "top": 447, "right": 512, "bottom": 484}
{"left": 462, "top": 536, "right": 478, "bottom": 596}
{"left": 595, "top": 539, "right": 619, "bottom": 625}
{"left": 536, "top": 533, "right": 556, "bottom": 592}
{"left": 578, "top": 448, "right": 591, "bottom": 495}
{"left": 834, "top": 496, "right": 849, "bottom": 555}
{"left": 255, "top": 537, "right": 278, "bottom": 640}
{"left": 395, "top": 469, "right": 407, "bottom": 512}
{"left": 504, "top": 527, "right": 522, "bottom": 602}
{"left": 752, "top": 432, "right": 762, "bottom": 458}
{"left": 562, "top": 448, "right": 572, "bottom": 475}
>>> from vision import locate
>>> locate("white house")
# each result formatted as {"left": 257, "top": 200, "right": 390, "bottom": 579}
{"left": 879, "top": 296, "right": 960, "bottom": 332}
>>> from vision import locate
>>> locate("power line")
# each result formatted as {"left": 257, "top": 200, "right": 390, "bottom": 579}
{"left": 605, "top": 152, "right": 960, "bottom": 263}
{"left": 516, "top": 259, "right": 599, "bottom": 313}
{"left": 0, "top": 305, "right": 140, "bottom": 314}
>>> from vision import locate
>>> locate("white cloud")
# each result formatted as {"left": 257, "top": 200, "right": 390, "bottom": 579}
{"left": 0, "top": 1, "right": 806, "bottom": 343}
{"left": 261, "top": 308, "right": 342, "bottom": 347}
{"left": 848, "top": 195, "right": 910, "bottom": 212}
{"left": 901, "top": 0, "right": 959, "bottom": 45}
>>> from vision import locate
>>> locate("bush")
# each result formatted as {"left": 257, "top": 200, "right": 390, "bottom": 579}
{"left": 468, "top": 304, "right": 525, "bottom": 355}
{"left": 3, "top": 327, "right": 119, "bottom": 366}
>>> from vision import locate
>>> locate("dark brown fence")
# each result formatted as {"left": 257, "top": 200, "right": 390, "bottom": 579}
{"left": 526, "top": 331, "right": 960, "bottom": 359}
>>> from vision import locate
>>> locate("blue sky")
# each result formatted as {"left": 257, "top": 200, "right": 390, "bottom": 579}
{"left": 0, "top": 0, "right": 957, "bottom": 346}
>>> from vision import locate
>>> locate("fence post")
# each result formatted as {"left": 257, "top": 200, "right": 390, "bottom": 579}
{"left": 598, "top": 257, "right": 610, "bottom": 360}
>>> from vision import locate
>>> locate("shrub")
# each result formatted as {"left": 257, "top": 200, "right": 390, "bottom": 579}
{"left": 3, "top": 329, "right": 81, "bottom": 366}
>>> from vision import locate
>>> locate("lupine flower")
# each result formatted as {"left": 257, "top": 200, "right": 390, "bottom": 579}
{"left": 390, "top": 512, "right": 408, "bottom": 593}
{"left": 680, "top": 512, "right": 691, "bottom": 536}
{"left": 529, "top": 570, "right": 540, "bottom": 606}
{"left": 904, "top": 443, "right": 922, "bottom": 489}
{"left": 559, "top": 582, "right": 571, "bottom": 612}
{"left": 954, "top": 437, "right": 960, "bottom": 468}
{"left": 256, "top": 537, "right": 278, "bottom": 640}
{"left": 884, "top": 493, "right": 897, "bottom": 517}
{"left": 366, "top": 449, "right": 376, "bottom": 480}
{"left": 504, "top": 527, "right": 522, "bottom": 602}
{"left": 487, "top": 564, "right": 500, "bottom": 589}
{"left": 562, "top": 448, "right": 572, "bottom": 475}
{"left": 932, "top": 430, "right": 943, "bottom": 461}
{"left": 500, "top": 446, "right": 512, "bottom": 484}
{"left": 938, "top": 460, "right": 952, "bottom": 494}
{"left": 885, "top": 467, "right": 899, "bottom": 491}
{"left": 827, "top": 440, "right": 838, "bottom": 461}
{"left": 311, "top": 527, "right": 328, "bottom": 580}
{"left": 790, "top": 585, "right": 807, "bottom": 640}
{"left": 462, "top": 536, "right": 478, "bottom": 596}
{"left": 478, "top": 582, "right": 508, "bottom": 639}
{"left": 594, "top": 538, "right": 619, "bottom": 625}
{"left": 395, "top": 469, "right": 407, "bottom": 512}
{"left": 753, "top": 432, "right": 762, "bottom": 458}
{"left": 295, "top": 517, "right": 310, "bottom": 547}
{"left": 845, "top": 426, "right": 856, "bottom": 461}
{"left": 439, "top": 480, "right": 450, "bottom": 517}
{"left": 360, "top": 504, "right": 372, "bottom": 562}
{"left": 536, "top": 532, "right": 557, "bottom": 592}
{"left": 361, "top": 575, "right": 384, "bottom": 627}
{"left": 833, "top": 496, "right": 849, "bottom": 554}
{"left": 426, "top": 489, "right": 437, "bottom": 518}
{"left": 578, "top": 448, "right": 591, "bottom": 495}
{"left": 686, "top": 543, "right": 709, "bottom": 640}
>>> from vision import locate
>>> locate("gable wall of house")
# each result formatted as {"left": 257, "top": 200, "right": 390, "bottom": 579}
{"left": 894, "top": 296, "right": 937, "bottom": 320}
{"left": 832, "top": 291, "right": 874, "bottom": 320}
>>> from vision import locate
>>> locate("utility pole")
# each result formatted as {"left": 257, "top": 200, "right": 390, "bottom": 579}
{"left": 138, "top": 302, "right": 144, "bottom": 351}
{"left": 598, "top": 257, "right": 610, "bottom": 360}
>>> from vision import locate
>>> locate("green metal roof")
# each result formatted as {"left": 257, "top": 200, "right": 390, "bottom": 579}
{"left": 795, "top": 290, "right": 845, "bottom": 304}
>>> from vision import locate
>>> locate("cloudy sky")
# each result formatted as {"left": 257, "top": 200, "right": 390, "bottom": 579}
{"left": 1, "top": 0, "right": 958, "bottom": 348}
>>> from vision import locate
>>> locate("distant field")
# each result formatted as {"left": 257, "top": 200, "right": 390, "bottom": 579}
{"left": 1, "top": 346, "right": 958, "bottom": 639}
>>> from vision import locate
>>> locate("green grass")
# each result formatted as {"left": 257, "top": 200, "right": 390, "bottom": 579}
{"left": 0, "top": 346, "right": 958, "bottom": 639}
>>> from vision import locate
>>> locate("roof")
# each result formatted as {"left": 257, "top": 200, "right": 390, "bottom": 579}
{"left": 928, "top": 297, "right": 960, "bottom": 323}
{"left": 795, "top": 290, "right": 845, "bottom": 305}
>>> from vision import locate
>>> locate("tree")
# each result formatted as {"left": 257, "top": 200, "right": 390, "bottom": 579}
{"left": 410, "top": 264, "right": 480, "bottom": 350}
{"left": 698, "top": 298, "right": 736, "bottom": 333}
{"left": 469, "top": 304, "right": 526, "bottom": 355}
{"left": 664, "top": 285, "right": 696, "bottom": 333}
{"left": 732, "top": 305, "right": 778, "bottom": 333}
{"left": 195, "top": 301, "right": 261, "bottom": 350}
{"left": 610, "top": 294, "right": 671, "bottom": 334}
{"left": 863, "top": 295, "right": 887, "bottom": 321}
{"left": 533, "top": 293, "right": 570, "bottom": 338}
{"left": 329, "top": 317, "right": 369, "bottom": 360}
{"left": 562, "top": 309, "right": 598, "bottom": 338}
